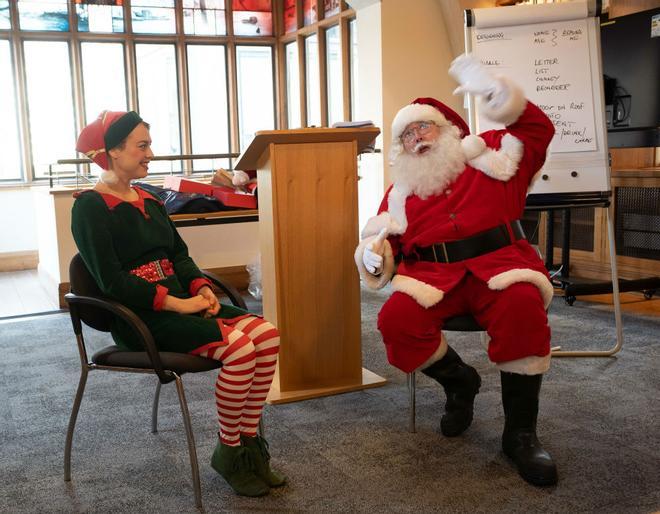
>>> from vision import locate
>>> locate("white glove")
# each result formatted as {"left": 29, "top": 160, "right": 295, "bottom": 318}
{"left": 363, "top": 228, "right": 388, "bottom": 275}
{"left": 449, "top": 53, "right": 497, "bottom": 98}
{"left": 232, "top": 169, "right": 251, "bottom": 187}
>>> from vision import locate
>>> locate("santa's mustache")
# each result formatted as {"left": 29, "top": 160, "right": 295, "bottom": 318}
{"left": 412, "top": 141, "right": 435, "bottom": 154}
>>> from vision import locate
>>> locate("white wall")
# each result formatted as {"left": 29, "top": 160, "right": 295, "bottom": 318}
{"left": 0, "top": 188, "right": 39, "bottom": 254}
{"left": 351, "top": 0, "right": 464, "bottom": 230}
{"left": 354, "top": 0, "right": 385, "bottom": 231}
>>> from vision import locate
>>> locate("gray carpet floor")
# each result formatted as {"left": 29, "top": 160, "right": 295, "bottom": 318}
{"left": 1, "top": 287, "right": 659, "bottom": 513}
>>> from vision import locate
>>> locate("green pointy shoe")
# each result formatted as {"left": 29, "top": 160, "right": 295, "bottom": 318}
{"left": 241, "top": 434, "right": 287, "bottom": 487}
{"left": 211, "top": 441, "right": 269, "bottom": 497}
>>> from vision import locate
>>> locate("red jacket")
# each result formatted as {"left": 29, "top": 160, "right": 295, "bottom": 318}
{"left": 356, "top": 101, "right": 556, "bottom": 309}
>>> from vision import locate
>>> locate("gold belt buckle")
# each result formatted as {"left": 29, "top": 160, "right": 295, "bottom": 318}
{"left": 431, "top": 243, "right": 450, "bottom": 263}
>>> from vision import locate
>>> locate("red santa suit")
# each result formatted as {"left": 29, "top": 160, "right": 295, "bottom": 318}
{"left": 355, "top": 78, "right": 555, "bottom": 375}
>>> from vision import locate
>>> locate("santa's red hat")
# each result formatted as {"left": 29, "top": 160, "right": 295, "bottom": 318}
{"left": 76, "top": 110, "right": 143, "bottom": 170}
{"left": 390, "top": 98, "right": 470, "bottom": 161}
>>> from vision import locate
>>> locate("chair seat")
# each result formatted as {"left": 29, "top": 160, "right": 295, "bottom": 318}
{"left": 92, "top": 345, "right": 221, "bottom": 374}
{"left": 443, "top": 315, "right": 483, "bottom": 332}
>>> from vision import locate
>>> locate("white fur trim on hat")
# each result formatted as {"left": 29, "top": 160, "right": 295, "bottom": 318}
{"left": 354, "top": 237, "right": 395, "bottom": 290}
{"left": 391, "top": 275, "right": 444, "bottom": 308}
{"left": 497, "top": 353, "right": 551, "bottom": 375}
{"left": 461, "top": 134, "right": 487, "bottom": 161}
{"left": 468, "top": 134, "right": 523, "bottom": 181}
{"left": 391, "top": 104, "right": 450, "bottom": 142}
{"left": 479, "top": 76, "right": 527, "bottom": 127}
{"left": 487, "top": 268, "right": 554, "bottom": 310}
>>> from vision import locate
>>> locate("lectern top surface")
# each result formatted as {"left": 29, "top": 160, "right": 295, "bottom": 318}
{"left": 235, "top": 126, "right": 380, "bottom": 170}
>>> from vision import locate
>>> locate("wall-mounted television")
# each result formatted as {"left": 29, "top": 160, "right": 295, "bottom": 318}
{"left": 600, "top": 7, "right": 660, "bottom": 148}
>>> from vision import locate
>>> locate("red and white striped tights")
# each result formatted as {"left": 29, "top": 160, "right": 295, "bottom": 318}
{"left": 193, "top": 316, "right": 280, "bottom": 446}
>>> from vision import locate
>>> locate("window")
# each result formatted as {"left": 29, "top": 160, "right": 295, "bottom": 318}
{"left": 131, "top": 0, "right": 176, "bottom": 34}
{"left": 0, "top": 40, "right": 21, "bottom": 180}
{"left": 236, "top": 45, "right": 274, "bottom": 150}
{"left": 280, "top": 2, "right": 355, "bottom": 128}
{"left": 183, "top": 0, "right": 226, "bottom": 36}
{"left": 325, "top": 24, "right": 343, "bottom": 126}
{"left": 136, "top": 43, "right": 181, "bottom": 172}
{"left": 233, "top": 0, "right": 272, "bottom": 37}
{"left": 23, "top": 41, "right": 76, "bottom": 178}
{"left": 81, "top": 42, "right": 128, "bottom": 124}
{"left": 285, "top": 41, "right": 301, "bottom": 128}
{"left": 18, "top": 0, "right": 69, "bottom": 31}
{"left": 76, "top": 0, "right": 124, "bottom": 33}
{"left": 349, "top": 19, "right": 357, "bottom": 120}
{"left": 283, "top": 0, "right": 296, "bottom": 33}
{"left": 0, "top": 1, "right": 11, "bottom": 29}
{"left": 324, "top": 0, "right": 339, "bottom": 18}
{"left": 305, "top": 34, "right": 320, "bottom": 127}
{"left": 303, "top": 0, "right": 316, "bottom": 26}
{"left": 187, "top": 44, "right": 230, "bottom": 171}
{"left": 3, "top": 1, "right": 278, "bottom": 183}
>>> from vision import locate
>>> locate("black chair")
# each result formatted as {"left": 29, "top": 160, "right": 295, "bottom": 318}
{"left": 64, "top": 253, "right": 248, "bottom": 508}
{"left": 406, "top": 315, "right": 485, "bottom": 433}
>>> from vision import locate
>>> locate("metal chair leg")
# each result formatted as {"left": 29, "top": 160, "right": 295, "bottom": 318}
{"left": 151, "top": 380, "right": 162, "bottom": 434}
{"left": 64, "top": 365, "right": 89, "bottom": 481}
{"left": 407, "top": 372, "right": 416, "bottom": 433}
{"left": 174, "top": 375, "right": 202, "bottom": 508}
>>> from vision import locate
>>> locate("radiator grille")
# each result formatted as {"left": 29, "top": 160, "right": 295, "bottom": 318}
{"left": 552, "top": 208, "right": 595, "bottom": 252}
{"left": 615, "top": 186, "right": 660, "bottom": 261}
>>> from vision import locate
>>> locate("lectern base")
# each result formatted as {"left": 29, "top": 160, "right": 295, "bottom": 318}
{"left": 266, "top": 368, "right": 387, "bottom": 405}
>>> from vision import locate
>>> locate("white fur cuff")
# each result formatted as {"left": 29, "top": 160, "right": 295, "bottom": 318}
{"left": 479, "top": 76, "right": 527, "bottom": 127}
{"left": 354, "top": 237, "right": 395, "bottom": 290}
{"left": 468, "top": 134, "right": 523, "bottom": 182}
{"left": 391, "top": 275, "right": 444, "bottom": 308}
{"left": 497, "top": 353, "right": 551, "bottom": 375}
{"left": 487, "top": 268, "right": 554, "bottom": 310}
{"left": 461, "top": 134, "right": 487, "bottom": 161}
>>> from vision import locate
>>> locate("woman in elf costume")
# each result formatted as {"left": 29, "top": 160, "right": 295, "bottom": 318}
{"left": 72, "top": 111, "right": 284, "bottom": 497}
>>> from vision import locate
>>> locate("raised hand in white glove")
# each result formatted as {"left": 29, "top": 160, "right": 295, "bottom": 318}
{"left": 363, "top": 228, "right": 388, "bottom": 275}
{"left": 232, "top": 169, "right": 251, "bottom": 187}
{"left": 449, "top": 53, "right": 497, "bottom": 98}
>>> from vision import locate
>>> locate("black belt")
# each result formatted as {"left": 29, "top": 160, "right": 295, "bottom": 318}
{"left": 400, "top": 220, "right": 526, "bottom": 264}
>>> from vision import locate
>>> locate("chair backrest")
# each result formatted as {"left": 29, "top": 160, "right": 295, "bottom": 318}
{"left": 69, "top": 253, "right": 113, "bottom": 332}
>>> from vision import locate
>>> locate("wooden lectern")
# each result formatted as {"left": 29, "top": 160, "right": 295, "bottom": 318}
{"left": 235, "top": 127, "right": 386, "bottom": 404}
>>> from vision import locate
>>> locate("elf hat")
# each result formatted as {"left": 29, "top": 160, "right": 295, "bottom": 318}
{"left": 76, "top": 110, "right": 144, "bottom": 170}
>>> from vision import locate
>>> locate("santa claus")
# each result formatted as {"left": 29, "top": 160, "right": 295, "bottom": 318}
{"left": 355, "top": 54, "right": 558, "bottom": 486}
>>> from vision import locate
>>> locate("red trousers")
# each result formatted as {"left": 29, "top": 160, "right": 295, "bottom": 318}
{"left": 377, "top": 274, "right": 550, "bottom": 373}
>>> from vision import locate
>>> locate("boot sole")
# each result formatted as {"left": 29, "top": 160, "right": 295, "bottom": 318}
{"left": 211, "top": 461, "right": 270, "bottom": 497}
{"left": 502, "top": 448, "right": 558, "bottom": 487}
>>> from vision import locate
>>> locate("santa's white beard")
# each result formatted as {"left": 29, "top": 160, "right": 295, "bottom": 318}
{"left": 390, "top": 130, "right": 466, "bottom": 199}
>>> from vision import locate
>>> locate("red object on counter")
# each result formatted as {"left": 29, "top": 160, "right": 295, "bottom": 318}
{"left": 211, "top": 186, "right": 257, "bottom": 209}
{"left": 163, "top": 176, "right": 214, "bottom": 196}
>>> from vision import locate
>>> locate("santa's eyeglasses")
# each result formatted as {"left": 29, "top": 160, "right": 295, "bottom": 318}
{"left": 400, "top": 121, "right": 437, "bottom": 143}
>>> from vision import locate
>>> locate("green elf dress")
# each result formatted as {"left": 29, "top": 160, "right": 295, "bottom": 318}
{"left": 71, "top": 186, "right": 250, "bottom": 353}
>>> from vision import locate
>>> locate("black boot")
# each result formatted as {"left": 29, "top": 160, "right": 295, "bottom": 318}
{"left": 500, "top": 371, "right": 558, "bottom": 486}
{"left": 421, "top": 346, "right": 481, "bottom": 437}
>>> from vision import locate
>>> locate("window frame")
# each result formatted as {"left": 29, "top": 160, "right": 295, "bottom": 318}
{"left": 1, "top": 0, "right": 278, "bottom": 185}
{"left": 276, "top": 0, "right": 354, "bottom": 129}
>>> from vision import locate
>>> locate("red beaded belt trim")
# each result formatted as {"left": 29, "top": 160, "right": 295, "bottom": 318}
{"left": 129, "top": 259, "right": 174, "bottom": 283}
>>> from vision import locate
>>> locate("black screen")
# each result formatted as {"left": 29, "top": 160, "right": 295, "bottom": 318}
{"left": 600, "top": 8, "right": 660, "bottom": 148}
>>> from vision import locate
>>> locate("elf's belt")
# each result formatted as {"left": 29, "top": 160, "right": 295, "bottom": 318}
{"left": 400, "top": 220, "right": 526, "bottom": 264}
{"left": 129, "top": 259, "right": 175, "bottom": 283}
